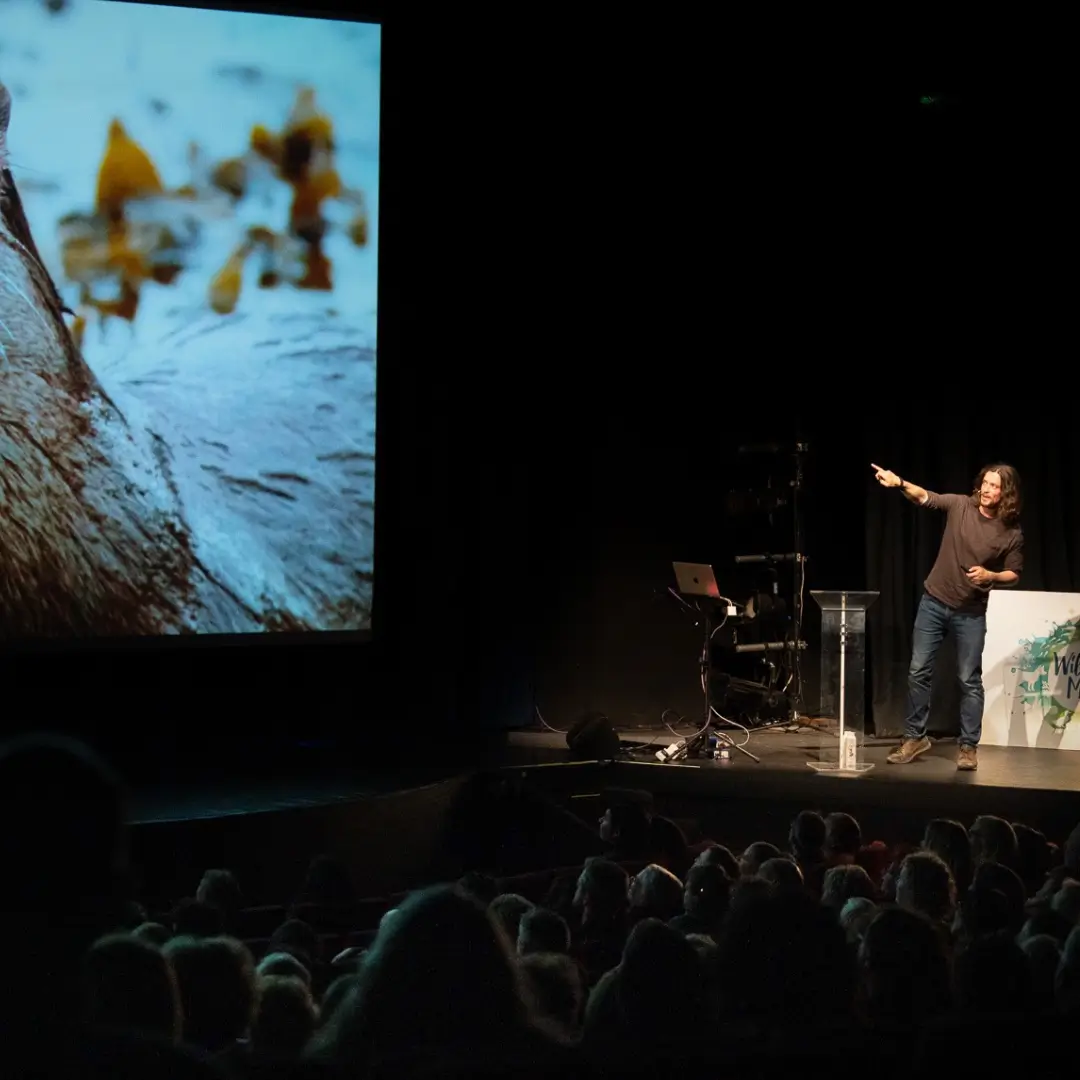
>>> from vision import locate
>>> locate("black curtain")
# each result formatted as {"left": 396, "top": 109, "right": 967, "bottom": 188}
{"left": 866, "top": 409, "right": 1080, "bottom": 737}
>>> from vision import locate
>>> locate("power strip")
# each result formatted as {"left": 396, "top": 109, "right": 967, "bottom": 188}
{"left": 656, "top": 738, "right": 689, "bottom": 763}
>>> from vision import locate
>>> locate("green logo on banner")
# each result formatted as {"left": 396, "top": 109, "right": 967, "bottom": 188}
{"left": 1012, "top": 618, "right": 1080, "bottom": 731}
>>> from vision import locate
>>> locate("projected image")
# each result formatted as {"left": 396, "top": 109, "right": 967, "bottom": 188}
{"left": 0, "top": 0, "right": 378, "bottom": 637}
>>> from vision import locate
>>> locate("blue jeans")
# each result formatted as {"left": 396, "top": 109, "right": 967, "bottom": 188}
{"left": 904, "top": 592, "right": 987, "bottom": 748}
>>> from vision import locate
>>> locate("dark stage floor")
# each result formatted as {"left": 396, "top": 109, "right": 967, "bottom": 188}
{"left": 505, "top": 726, "right": 1080, "bottom": 794}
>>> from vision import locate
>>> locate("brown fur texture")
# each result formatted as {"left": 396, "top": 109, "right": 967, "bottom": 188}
{"left": 1, "top": 81, "right": 199, "bottom": 637}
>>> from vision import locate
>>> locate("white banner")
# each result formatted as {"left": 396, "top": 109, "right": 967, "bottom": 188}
{"left": 983, "top": 591, "right": 1080, "bottom": 750}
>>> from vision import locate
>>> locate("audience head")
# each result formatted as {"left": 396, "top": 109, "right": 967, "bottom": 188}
{"left": 682, "top": 863, "right": 732, "bottom": 922}
{"left": 599, "top": 801, "right": 650, "bottom": 853}
{"left": 628, "top": 864, "right": 683, "bottom": 921}
{"left": 82, "top": 933, "right": 181, "bottom": 1042}
{"left": 970, "top": 861, "right": 1026, "bottom": 933}
{"left": 839, "top": 897, "right": 878, "bottom": 947}
{"left": 195, "top": 869, "right": 242, "bottom": 924}
{"left": 0, "top": 732, "right": 128, "bottom": 912}
{"left": 821, "top": 864, "right": 875, "bottom": 910}
{"left": 729, "top": 875, "right": 772, "bottom": 912}
{"left": 825, "top": 812, "right": 862, "bottom": 859}
{"left": 0, "top": 733, "right": 133, "bottom": 1037}
{"left": 922, "top": 818, "right": 973, "bottom": 894}
{"left": 970, "top": 815, "right": 1018, "bottom": 868}
{"left": 789, "top": 810, "right": 826, "bottom": 860}
{"left": 860, "top": 908, "right": 951, "bottom": 1026}
{"left": 758, "top": 856, "right": 805, "bottom": 893}
{"left": 252, "top": 974, "right": 318, "bottom": 1061}
{"left": 717, "top": 888, "right": 853, "bottom": 1024}
{"left": 257, "top": 950, "right": 312, "bottom": 987}
{"left": 308, "top": 884, "right": 534, "bottom": 1067}
{"left": 573, "top": 857, "right": 629, "bottom": 925}
{"left": 517, "top": 907, "right": 570, "bottom": 955}
{"left": 692, "top": 844, "right": 740, "bottom": 881}
{"left": 618, "top": 918, "right": 709, "bottom": 1034}
{"left": 739, "top": 841, "right": 781, "bottom": 877}
{"left": 896, "top": 850, "right": 956, "bottom": 924}
{"left": 165, "top": 935, "right": 257, "bottom": 1053}
{"left": 647, "top": 815, "right": 690, "bottom": 877}
{"left": 132, "top": 921, "right": 171, "bottom": 947}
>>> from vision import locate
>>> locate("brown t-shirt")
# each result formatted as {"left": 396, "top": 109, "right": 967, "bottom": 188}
{"left": 922, "top": 491, "right": 1023, "bottom": 613}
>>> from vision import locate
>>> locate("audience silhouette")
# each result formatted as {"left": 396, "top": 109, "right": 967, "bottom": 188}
{"left": 2, "top": 729, "right": 1078, "bottom": 1078}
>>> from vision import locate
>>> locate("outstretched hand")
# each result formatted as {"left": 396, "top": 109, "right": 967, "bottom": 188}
{"left": 871, "top": 463, "right": 902, "bottom": 489}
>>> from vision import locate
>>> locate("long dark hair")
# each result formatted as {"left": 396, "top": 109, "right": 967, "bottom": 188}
{"left": 971, "top": 463, "right": 1021, "bottom": 526}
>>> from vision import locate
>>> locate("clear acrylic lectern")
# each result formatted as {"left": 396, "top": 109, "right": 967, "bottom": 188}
{"left": 808, "top": 590, "right": 879, "bottom": 774}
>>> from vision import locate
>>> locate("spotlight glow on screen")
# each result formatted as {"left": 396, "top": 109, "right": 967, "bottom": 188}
{"left": 0, "top": 0, "right": 378, "bottom": 637}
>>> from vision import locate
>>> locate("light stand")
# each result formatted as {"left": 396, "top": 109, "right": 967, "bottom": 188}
{"left": 662, "top": 568, "right": 729, "bottom": 763}
{"left": 671, "top": 600, "right": 717, "bottom": 761}
{"left": 790, "top": 440, "right": 809, "bottom": 725}
{"left": 700, "top": 602, "right": 713, "bottom": 733}
{"left": 701, "top": 601, "right": 762, "bottom": 763}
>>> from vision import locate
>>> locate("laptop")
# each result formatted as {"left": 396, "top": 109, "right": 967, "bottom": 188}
{"left": 672, "top": 561, "right": 721, "bottom": 599}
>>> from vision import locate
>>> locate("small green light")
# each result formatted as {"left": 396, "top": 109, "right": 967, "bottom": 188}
{"left": 920, "top": 95, "right": 939, "bottom": 105}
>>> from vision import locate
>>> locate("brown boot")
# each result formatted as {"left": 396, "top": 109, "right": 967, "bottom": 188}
{"left": 957, "top": 745, "right": 978, "bottom": 771}
{"left": 886, "top": 736, "right": 931, "bottom": 764}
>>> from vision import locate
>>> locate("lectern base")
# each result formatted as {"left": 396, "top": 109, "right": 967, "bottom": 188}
{"left": 806, "top": 762, "right": 875, "bottom": 775}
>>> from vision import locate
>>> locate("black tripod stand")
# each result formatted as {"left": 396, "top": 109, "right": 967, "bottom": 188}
{"left": 668, "top": 563, "right": 761, "bottom": 763}
{"left": 789, "top": 439, "right": 809, "bottom": 724}
{"left": 698, "top": 602, "right": 760, "bottom": 763}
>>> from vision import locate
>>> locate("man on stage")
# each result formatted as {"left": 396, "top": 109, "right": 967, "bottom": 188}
{"left": 871, "top": 463, "right": 1024, "bottom": 771}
